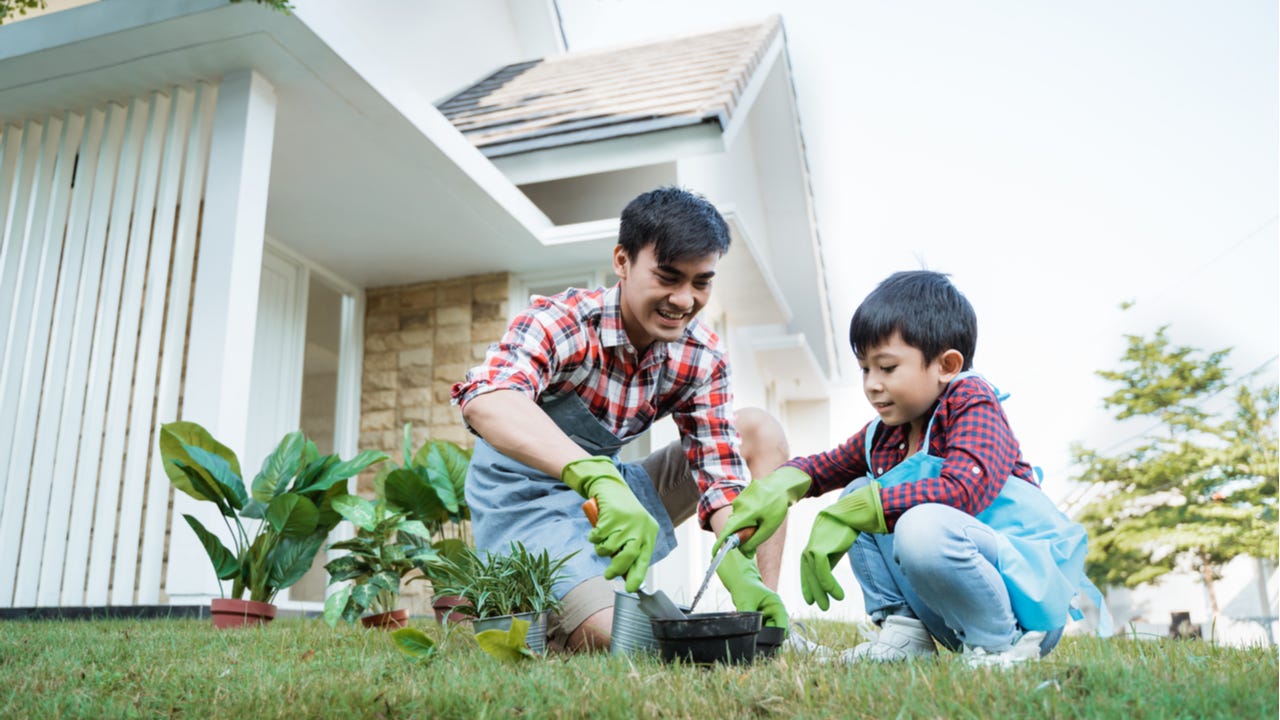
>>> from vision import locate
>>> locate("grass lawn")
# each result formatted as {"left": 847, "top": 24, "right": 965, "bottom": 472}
{"left": 1, "top": 616, "right": 1275, "bottom": 719}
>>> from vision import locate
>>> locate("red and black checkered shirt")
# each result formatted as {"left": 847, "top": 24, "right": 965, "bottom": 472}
{"left": 786, "top": 375, "right": 1037, "bottom": 530}
{"left": 452, "top": 285, "right": 748, "bottom": 528}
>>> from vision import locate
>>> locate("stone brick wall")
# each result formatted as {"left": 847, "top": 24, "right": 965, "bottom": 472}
{"left": 358, "top": 271, "right": 511, "bottom": 616}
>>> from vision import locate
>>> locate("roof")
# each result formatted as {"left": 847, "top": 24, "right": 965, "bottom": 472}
{"left": 438, "top": 16, "right": 782, "bottom": 158}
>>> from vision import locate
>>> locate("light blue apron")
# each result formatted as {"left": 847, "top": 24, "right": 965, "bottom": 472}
{"left": 464, "top": 392, "right": 679, "bottom": 598}
{"left": 865, "top": 373, "right": 1112, "bottom": 635}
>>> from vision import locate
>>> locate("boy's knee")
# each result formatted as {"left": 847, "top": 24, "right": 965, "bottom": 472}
{"left": 892, "top": 504, "right": 956, "bottom": 571}
{"left": 735, "top": 407, "right": 788, "bottom": 470}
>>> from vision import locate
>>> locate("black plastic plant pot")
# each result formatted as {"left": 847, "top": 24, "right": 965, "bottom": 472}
{"left": 650, "top": 611, "right": 762, "bottom": 665}
{"left": 755, "top": 625, "right": 786, "bottom": 659}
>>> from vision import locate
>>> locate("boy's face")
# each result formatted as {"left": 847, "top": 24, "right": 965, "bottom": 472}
{"left": 858, "top": 331, "right": 962, "bottom": 430}
{"left": 613, "top": 243, "right": 718, "bottom": 350}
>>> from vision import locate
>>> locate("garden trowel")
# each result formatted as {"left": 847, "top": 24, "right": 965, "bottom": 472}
{"left": 581, "top": 498, "right": 687, "bottom": 620}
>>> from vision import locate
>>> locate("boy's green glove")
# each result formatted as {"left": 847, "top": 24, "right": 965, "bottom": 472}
{"left": 799, "top": 482, "right": 887, "bottom": 611}
{"left": 562, "top": 457, "right": 659, "bottom": 593}
{"left": 713, "top": 466, "right": 812, "bottom": 556}
{"left": 716, "top": 547, "right": 789, "bottom": 629}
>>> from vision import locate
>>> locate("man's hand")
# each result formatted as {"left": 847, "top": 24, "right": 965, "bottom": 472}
{"left": 716, "top": 547, "right": 788, "bottom": 629}
{"left": 798, "top": 482, "right": 886, "bottom": 611}
{"left": 714, "top": 466, "right": 812, "bottom": 556}
{"left": 562, "top": 457, "right": 658, "bottom": 593}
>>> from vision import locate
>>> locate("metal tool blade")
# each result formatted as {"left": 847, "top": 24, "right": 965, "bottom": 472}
{"left": 688, "top": 534, "right": 740, "bottom": 613}
{"left": 635, "top": 587, "right": 688, "bottom": 620}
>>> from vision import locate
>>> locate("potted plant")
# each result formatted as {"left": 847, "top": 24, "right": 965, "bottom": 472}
{"left": 158, "top": 421, "right": 387, "bottom": 628}
{"left": 323, "top": 424, "right": 472, "bottom": 629}
{"left": 427, "top": 542, "right": 574, "bottom": 656}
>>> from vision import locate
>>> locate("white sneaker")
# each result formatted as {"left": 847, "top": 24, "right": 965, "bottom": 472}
{"left": 782, "top": 621, "right": 837, "bottom": 661}
{"left": 841, "top": 615, "right": 937, "bottom": 663}
{"left": 963, "top": 630, "right": 1046, "bottom": 669}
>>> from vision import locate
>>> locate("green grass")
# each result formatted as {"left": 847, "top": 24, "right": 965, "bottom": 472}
{"left": 0, "top": 617, "right": 1274, "bottom": 719}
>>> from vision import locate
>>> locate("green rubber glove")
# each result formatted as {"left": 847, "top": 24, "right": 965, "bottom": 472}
{"left": 714, "top": 466, "right": 812, "bottom": 556}
{"left": 799, "top": 482, "right": 887, "bottom": 611}
{"left": 716, "top": 547, "right": 789, "bottom": 629}
{"left": 562, "top": 457, "right": 659, "bottom": 593}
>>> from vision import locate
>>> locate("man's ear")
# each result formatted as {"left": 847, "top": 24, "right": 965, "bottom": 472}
{"left": 938, "top": 349, "right": 964, "bottom": 381}
{"left": 612, "top": 245, "right": 629, "bottom": 280}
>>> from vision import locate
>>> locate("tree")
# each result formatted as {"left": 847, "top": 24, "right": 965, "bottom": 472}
{"left": 1071, "top": 326, "right": 1278, "bottom": 618}
{"left": 0, "top": 0, "right": 292, "bottom": 25}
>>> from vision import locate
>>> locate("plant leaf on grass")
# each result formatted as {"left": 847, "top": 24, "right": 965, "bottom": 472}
{"left": 475, "top": 618, "right": 537, "bottom": 662}
{"left": 392, "top": 627, "right": 438, "bottom": 662}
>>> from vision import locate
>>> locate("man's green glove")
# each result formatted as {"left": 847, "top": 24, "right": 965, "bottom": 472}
{"left": 562, "top": 457, "right": 659, "bottom": 593}
{"left": 716, "top": 546, "right": 789, "bottom": 629}
{"left": 799, "top": 482, "right": 887, "bottom": 611}
{"left": 714, "top": 466, "right": 812, "bottom": 556}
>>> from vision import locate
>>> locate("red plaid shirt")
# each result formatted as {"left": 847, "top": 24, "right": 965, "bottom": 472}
{"left": 452, "top": 285, "right": 748, "bottom": 527}
{"left": 787, "top": 375, "right": 1037, "bottom": 530}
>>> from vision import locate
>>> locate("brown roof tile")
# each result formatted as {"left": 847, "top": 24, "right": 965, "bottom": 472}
{"left": 438, "top": 16, "right": 782, "bottom": 158}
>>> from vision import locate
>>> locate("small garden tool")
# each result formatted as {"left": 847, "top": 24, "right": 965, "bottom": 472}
{"left": 582, "top": 498, "right": 687, "bottom": 619}
{"left": 687, "top": 525, "right": 754, "bottom": 613}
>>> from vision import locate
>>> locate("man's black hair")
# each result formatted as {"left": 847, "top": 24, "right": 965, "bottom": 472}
{"left": 849, "top": 270, "right": 977, "bottom": 370}
{"left": 618, "top": 186, "right": 731, "bottom": 264}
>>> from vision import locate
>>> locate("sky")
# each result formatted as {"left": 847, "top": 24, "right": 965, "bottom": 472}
{"left": 556, "top": 0, "right": 1279, "bottom": 507}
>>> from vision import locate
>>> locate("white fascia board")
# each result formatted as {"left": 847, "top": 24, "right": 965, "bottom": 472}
{"left": 0, "top": 0, "right": 227, "bottom": 61}
{"left": 493, "top": 122, "right": 724, "bottom": 185}
{"left": 719, "top": 30, "right": 784, "bottom": 153}
{"left": 752, "top": 332, "right": 830, "bottom": 402}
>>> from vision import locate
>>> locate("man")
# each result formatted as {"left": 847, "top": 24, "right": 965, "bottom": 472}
{"left": 452, "top": 186, "right": 789, "bottom": 651}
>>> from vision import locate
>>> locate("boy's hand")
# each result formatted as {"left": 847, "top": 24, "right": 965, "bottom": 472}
{"left": 563, "top": 457, "right": 658, "bottom": 593}
{"left": 798, "top": 482, "right": 886, "bottom": 611}
{"left": 714, "top": 466, "right": 812, "bottom": 556}
{"left": 716, "top": 547, "right": 789, "bottom": 629}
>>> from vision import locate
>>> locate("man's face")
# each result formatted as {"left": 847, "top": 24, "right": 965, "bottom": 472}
{"left": 613, "top": 243, "right": 718, "bottom": 350}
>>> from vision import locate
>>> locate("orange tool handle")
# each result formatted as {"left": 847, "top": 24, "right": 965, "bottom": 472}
{"left": 581, "top": 497, "right": 756, "bottom": 543}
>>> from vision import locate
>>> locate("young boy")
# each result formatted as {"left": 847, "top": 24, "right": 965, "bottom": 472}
{"left": 715, "top": 270, "right": 1107, "bottom": 666}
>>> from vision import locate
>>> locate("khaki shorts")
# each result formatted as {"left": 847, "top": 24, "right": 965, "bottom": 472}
{"left": 548, "top": 440, "right": 699, "bottom": 646}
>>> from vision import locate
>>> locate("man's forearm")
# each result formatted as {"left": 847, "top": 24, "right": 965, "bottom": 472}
{"left": 461, "top": 389, "right": 590, "bottom": 479}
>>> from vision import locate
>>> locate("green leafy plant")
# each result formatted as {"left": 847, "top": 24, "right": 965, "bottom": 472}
{"left": 158, "top": 421, "right": 387, "bottom": 604}
{"left": 390, "top": 627, "right": 439, "bottom": 664}
{"left": 473, "top": 617, "right": 539, "bottom": 662}
{"left": 427, "top": 542, "right": 574, "bottom": 620}
{"left": 322, "top": 424, "right": 473, "bottom": 624}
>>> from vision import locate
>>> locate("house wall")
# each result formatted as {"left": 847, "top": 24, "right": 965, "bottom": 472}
{"left": 359, "top": 271, "right": 511, "bottom": 613}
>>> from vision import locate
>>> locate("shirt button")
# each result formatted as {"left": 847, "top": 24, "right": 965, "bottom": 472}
{"left": 971, "top": 466, "right": 981, "bottom": 474}
{"left": 898, "top": 443, "right": 905, "bottom": 450}
{"left": 877, "top": 468, "right": 883, "bottom": 474}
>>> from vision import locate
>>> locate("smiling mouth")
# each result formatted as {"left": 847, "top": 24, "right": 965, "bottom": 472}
{"left": 657, "top": 309, "right": 687, "bottom": 321}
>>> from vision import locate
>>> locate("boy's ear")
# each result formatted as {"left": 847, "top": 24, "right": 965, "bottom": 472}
{"left": 938, "top": 349, "right": 964, "bottom": 381}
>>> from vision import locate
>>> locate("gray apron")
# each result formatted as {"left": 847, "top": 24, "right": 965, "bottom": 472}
{"left": 464, "top": 392, "right": 679, "bottom": 598}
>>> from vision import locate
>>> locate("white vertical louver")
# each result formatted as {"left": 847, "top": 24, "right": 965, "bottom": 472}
{"left": 0, "top": 82, "right": 219, "bottom": 608}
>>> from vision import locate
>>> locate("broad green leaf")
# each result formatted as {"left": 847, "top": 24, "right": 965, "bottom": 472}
{"left": 269, "top": 533, "right": 326, "bottom": 589}
{"left": 266, "top": 494, "right": 319, "bottom": 538}
{"left": 327, "top": 536, "right": 376, "bottom": 554}
{"left": 292, "top": 456, "right": 338, "bottom": 496}
{"left": 158, "top": 422, "right": 242, "bottom": 499}
{"left": 172, "top": 463, "right": 231, "bottom": 515}
{"left": 240, "top": 498, "right": 268, "bottom": 519}
{"left": 385, "top": 468, "right": 446, "bottom": 524}
{"left": 330, "top": 494, "right": 377, "bottom": 532}
{"left": 181, "top": 514, "right": 240, "bottom": 580}
{"left": 369, "top": 571, "right": 401, "bottom": 595}
{"left": 351, "top": 581, "right": 381, "bottom": 610}
{"left": 302, "top": 450, "right": 389, "bottom": 495}
{"left": 381, "top": 544, "right": 407, "bottom": 566}
{"left": 435, "top": 441, "right": 472, "bottom": 511}
{"left": 315, "top": 483, "right": 347, "bottom": 531}
{"left": 407, "top": 546, "right": 441, "bottom": 566}
{"left": 475, "top": 618, "right": 536, "bottom": 662}
{"left": 323, "top": 585, "right": 352, "bottom": 627}
{"left": 396, "top": 520, "right": 432, "bottom": 538}
{"left": 183, "top": 444, "right": 248, "bottom": 510}
{"left": 401, "top": 423, "right": 413, "bottom": 467}
{"left": 323, "top": 554, "right": 370, "bottom": 583}
{"left": 251, "top": 430, "right": 306, "bottom": 503}
{"left": 392, "top": 627, "right": 437, "bottom": 660}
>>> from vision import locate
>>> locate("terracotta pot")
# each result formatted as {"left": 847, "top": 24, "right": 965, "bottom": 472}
{"left": 432, "top": 595, "right": 472, "bottom": 625}
{"left": 361, "top": 608, "right": 409, "bottom": 630}
{"left": 210, "top": 598, "right": 276, "bottom": 629}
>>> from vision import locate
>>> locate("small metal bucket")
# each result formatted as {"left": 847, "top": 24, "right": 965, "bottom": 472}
{"left": 610, "top": 590, "right": 658, "bottom": 656}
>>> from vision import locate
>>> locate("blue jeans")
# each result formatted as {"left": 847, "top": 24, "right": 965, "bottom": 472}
{"left": 842, "top": 478, "right": 1064, "bottom": 655}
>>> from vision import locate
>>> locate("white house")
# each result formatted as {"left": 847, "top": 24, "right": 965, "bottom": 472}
{"left": 0, "top": 0, "right": 841, "bottom": 617}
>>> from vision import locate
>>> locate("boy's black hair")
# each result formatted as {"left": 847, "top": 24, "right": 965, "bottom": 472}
{"left": 849, "top": 270, "right": 977, "bottom": 370}
{"left": 618, "top": 186, "right": 731, "bottom": 264}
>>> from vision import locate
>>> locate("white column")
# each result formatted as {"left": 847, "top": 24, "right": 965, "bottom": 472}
{"left": 166, "top": 70, "right": 277, "bottom": 602}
